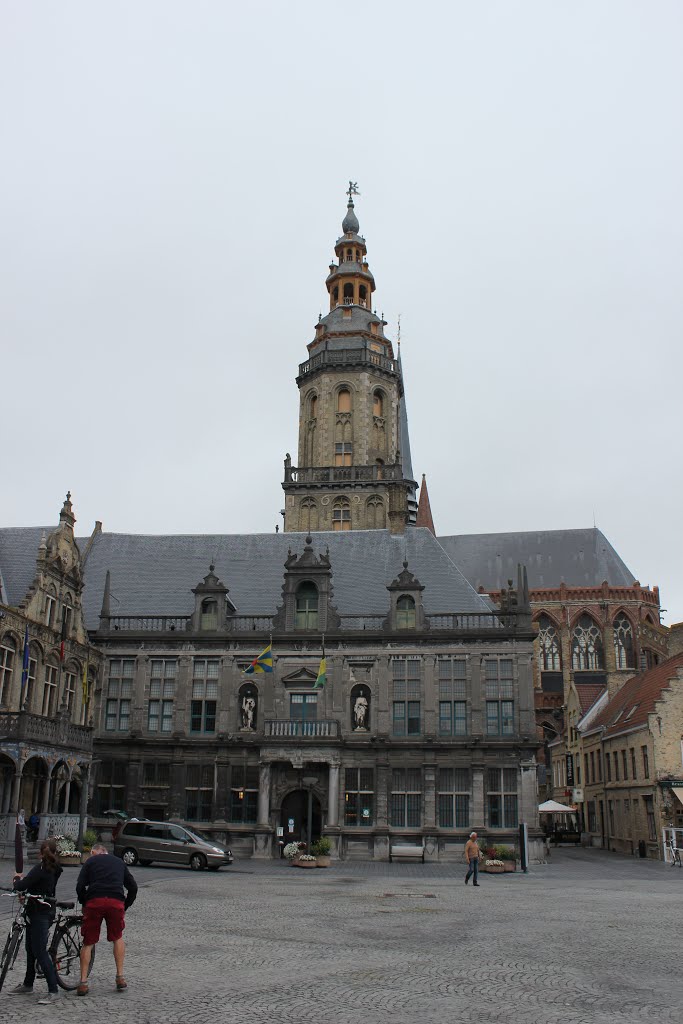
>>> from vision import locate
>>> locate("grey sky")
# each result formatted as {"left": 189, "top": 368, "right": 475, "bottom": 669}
{"left": 1, "top": 2, "right": 681, "bottom": 624}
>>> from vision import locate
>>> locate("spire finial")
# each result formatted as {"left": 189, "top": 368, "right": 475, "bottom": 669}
{"left": 347, "top": 180, "right": 360, "bottom": 203}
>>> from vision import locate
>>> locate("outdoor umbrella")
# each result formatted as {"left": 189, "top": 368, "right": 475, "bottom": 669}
{"left": 538, "top": 799, "right": 577, "bottom": 813}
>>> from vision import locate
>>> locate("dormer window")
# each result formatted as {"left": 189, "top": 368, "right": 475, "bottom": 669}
{"left": 295, "top": 582, "right": 319, "bottom": 630}
{"left": 201, "top": 599, "right": 218, "bottom": 631}
{"left": 396, "top": 595, "right": 416, "bottom": 629}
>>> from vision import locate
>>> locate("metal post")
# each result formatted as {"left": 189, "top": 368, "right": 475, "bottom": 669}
{"left": 307, "top": 787, "right": 313, "bottom": 850}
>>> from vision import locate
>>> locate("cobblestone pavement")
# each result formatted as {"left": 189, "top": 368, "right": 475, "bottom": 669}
{"left": 1, "top": 849, "right": 681, "bottom": 1024}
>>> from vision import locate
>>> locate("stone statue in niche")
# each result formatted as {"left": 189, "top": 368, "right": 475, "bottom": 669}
{"left": 240, "top": 694, "right": 256, "bottom": 731}
{"left": 353, "top": 692, "right": 369, "bottom": 731}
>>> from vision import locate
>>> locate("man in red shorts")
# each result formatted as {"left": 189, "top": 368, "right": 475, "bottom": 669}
{"left": 75, "top": 842, "right": 137, "bottom": 995}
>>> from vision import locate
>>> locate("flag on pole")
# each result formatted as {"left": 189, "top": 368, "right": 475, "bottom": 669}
{"left": 82, "top": 660, "right": 89, "bottom": 706}
{"left": 59, "top": 610, "right": 67, "bottom": 662}
{"left": 314, "top": 635, "right": 326, "bottom": 689}
{"left": 243, "top": 644, "right": 273, "bottom": 675}
{"left": 20, "top": 625, "right": 30, "bottom": 706}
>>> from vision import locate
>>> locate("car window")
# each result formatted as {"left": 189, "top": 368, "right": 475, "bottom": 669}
{"left": 122, "top": 822, "right": 145, "bottom": 837}
{"left": 145, "top": 823, "right": 169, "bottom": 839}
{"left": 169, "top": 825, "right": 187, "bottom": 842}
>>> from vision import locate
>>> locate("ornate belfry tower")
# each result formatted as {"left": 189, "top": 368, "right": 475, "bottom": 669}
{"left": 282, "top": 185, "right": 417, "bottom": 534}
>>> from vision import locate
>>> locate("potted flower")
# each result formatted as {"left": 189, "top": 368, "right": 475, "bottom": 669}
{"left": 495, "top": 845, "right": 517, "bottom": 872}
{"left": 311, "top": 836, "right": 332, "bottom": 867}
{"left": 283, "top": 841, "right": 303, "bottom": 865}
{"left": 81, "top": 829, "right": 99, "bottom": 863}
{"left": 54, "top": 835, "right": 80, "bottom": 866}
{"left": 484, "top": 858, "right": 505, "bottom": 874}
{"left": 295, "top": 854, "right": 318, "bottom": 869}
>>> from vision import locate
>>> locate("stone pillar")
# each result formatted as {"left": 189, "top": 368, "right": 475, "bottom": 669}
{"left": 63, "top": 779, "right": 72, "bottom": 814}
{"left": 10, "top": 770, "right": 23, "bottom": 814}
{"left": 375, "top": 762, "right": 389, "bottom": 827}
{"left": 327, "top": 763, "right": 340, "bottom": 826}
{"left": 520, "top": 759, "right": 539, "bottom": 830}
{"left": 41, "top": 772, "right": 51, "bottom": 814}
{"left": 77, "top": 765, "right": 90, "bottom": 850}
{"left": 257, "top": 762, "right": 271, "bottom": 826}
{"left": 472, "top": 764, "right": 485, "bottom": 831}
{"left": 423, "top": 763, "right": 436, "bottom": 828}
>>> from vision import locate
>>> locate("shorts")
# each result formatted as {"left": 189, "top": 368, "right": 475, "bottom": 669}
{"left": 81, "top": 898, "right": 126, "bottom": 945}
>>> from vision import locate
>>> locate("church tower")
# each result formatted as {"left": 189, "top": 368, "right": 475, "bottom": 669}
{"left": 282, "top": 186, "right": 417, "bottom": 534}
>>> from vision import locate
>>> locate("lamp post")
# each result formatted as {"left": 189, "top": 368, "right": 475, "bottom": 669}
{"left": 302, "top": 775, "right": 317, "bottom": 848}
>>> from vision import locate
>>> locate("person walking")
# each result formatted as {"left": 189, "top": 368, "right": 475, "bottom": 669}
{"left": 10, "top": 838, "right": 63, "bottom": 1004}
{"left": 75, "top": 842, "right": 137, "bottom": 996}
{"left": 464, "top": 831, "right": 482, "bottom": 886}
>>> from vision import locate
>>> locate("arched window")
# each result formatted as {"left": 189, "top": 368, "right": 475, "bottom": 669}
{"left": 44, "top": 585, "right": 57, "bottom": 628}
{"left": 301, "top": 497, "right": 319, "bottom": 532}
{"left": 373, "top": 391, "right": 384, "bottom": 417}
{"left": 0, "top": 635, "right": 16, "bottom": 706}
{"left": 346, "top": 248, "right": 353, "bottom": 261}
{"left": 613, "top": 613, "right": 634, "bottom": 669}
{"left": 295, "top": 582, "right": 319, "bottom": 630}
{"left": 332, "top": 286, "right": 339, "bottom": 304}
{"left": 537, "top": 614, "right": 561, "bottom": 672}
{"left": 309, "top": 394, "right": 317, "bottom": 420}
{"left": 366, "top": 495, "right": 384, "bottom": 529}
{"left": 359, "top": 284, "right": 367, "bottom": 307}
{"left": 332, "top": 498, "right": 351, "bottom": 531}
{"left": 396, "top": 595, "right": 416, "bottom": 629}
{"left": 337, "top": 389, "right": 351, "bottom": 413}
{"left": 571, "top": 615, "right": 604, "bottom": 670}
{"left": 640, "top": 648, "right": 659, "bottom": 673}
{"left": 201, "top": 599, "right": 218, "bottom": 631}
{"left": 42, "top": 657, "right": 59, "bottom": 718}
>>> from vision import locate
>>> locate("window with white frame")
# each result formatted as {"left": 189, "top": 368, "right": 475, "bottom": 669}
{"left": 392, "top": 656, "right": 421, "bottom": 736}
{"left": 390, "top": 767, "right": 422, "bottom": 827}
{"left": 147, "top": 659, "right": 175, "bottom": 733}
{"left": 42, "top": 661, "right": 59, "bottom": 717}
{"left": 487, "top": 767, "right": 518, "bottom": 828}
{"left": 22, "top": 649, "right": 37, "bottom": 711}
{"left": 191, "top": 658, "right": 219, "bottom": 733}
{"left": 0, "top": 636, "right": 16, "bottom": 706}
{"left": 105, "top": 658, "right": 134, "bottom": 731}
{"left": 438, "top": 657, "right": 467, "bottom": 736}
{"left": 437, "top": 767, "right": 470, "bottom": 828}
{"left": 64, "top": 668, "right": 77, "bottom": 712}
{"left": 484, "top": 659, "right": 514, "bottom": 736}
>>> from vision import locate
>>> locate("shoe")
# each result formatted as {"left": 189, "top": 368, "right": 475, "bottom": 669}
{"left": 473, "top": 882, "right": 480, "bottom": 886}
{"left": 77, "top": 982, "right": 89, "bottom": 996}
{"left": 10, "top": 984, "right": 33, "bottom": 994}
{"left": 36, "top": 991, "right": 61, "bottom": 1005}
{"left": 116, "top": 975, "right": 128, "bottom": 991}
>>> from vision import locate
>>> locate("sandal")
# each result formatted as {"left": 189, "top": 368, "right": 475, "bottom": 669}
{"left": 77, "top": 982, "right": 89, "bottom": 996}
{"left": 115, "top": 975, "right": 127, "bottom": 991}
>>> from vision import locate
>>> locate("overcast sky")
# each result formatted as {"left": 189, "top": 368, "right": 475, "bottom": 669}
{"left": 1, "top": 2, "right": 681, "bottom": 624}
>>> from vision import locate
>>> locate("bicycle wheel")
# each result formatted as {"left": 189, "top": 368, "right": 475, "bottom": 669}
{"left": 0, "top": 926, "right": 24, "bottom": 992}
{"left": 50, "top": 926, "right": 95, "bottom": 990}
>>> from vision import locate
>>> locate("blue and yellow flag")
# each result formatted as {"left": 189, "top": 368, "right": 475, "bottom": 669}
{"left": 314, "top": 656, "right": 326, "bottom": 689}
{"left": 243, "top": 644, "right": 273, "bottom": 675}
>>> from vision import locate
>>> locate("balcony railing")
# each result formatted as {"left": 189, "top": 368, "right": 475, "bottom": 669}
{"left": 0, "top": 711, "right": 93, "bottom": 752}
{"left": 284, "top": 463, "right": 406, "bottom": 485}
{"left": 104, "top": 615, "right": 191, "bottom": 633}
{"left": 264, "top": 720, "right": 339, "bottom": 738}
{"left": 299, "top": 346, "right": 398, "bottom": 378}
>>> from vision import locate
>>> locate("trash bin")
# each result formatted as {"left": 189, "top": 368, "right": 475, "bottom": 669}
{"left": 638, "top": 839, "right": 646, "bottom": 858}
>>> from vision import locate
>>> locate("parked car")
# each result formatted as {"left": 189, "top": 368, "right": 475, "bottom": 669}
{"left": 113, "top": 820, "right": 233, "bottom": 870}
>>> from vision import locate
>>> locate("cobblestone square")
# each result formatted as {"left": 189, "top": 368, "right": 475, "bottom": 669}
{"left": 1, "top": 849, "right": 681, "bottom": 1024}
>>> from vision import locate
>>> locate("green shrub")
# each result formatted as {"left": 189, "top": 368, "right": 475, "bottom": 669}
{"left": 494, "top": 844, "right": 515, "bottom": 861}
{"left": 311, "top": 836, "right": 332, "bottom": 856}
{"left": 82, "top": 829, "right": 98, "bottom": 849}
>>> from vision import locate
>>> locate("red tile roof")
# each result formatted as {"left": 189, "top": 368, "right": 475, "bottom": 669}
{"left": 589, "top": 653, "right": 683, "bottom": 738}
{"left": 576, "top": 681, "right": 606, "bottom": 716}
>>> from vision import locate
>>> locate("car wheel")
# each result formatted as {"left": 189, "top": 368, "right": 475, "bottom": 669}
{"left": 121, "top": 848, "right": 138, "bottom": 867}
{"left": 189, "top": 853, "right": 206, "bottom": 871}
{"left": 139, "top": 860, "right": 152, "bottom": 867}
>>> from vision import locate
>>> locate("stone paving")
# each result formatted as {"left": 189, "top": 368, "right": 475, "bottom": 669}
{"left": 1, "top": 848, "right": 681, "bottom": 1024}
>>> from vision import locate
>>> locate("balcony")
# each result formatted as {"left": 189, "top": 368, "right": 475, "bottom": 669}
{"left": 284, "top": 463, "right": 406, "bottom": 485}
{"left": 298, "top": 346, "right": 398, "bottom": 379}
{"left": 264, "top": 720, "right": 339, "bottom": 739}
{"left": 0, "top": 711, "right": 93, "bottom": 753}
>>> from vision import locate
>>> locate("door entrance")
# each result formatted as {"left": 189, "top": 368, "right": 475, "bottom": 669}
{"left": 280, "top": 789, "right": 322, "bottom": 849}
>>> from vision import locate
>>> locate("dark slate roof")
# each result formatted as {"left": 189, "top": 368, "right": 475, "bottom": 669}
{"left": 437, "top": 529, "right": 636, "bottom": 591}
{"left": 0, "top": 526, "right": 492, "bottom": 630}
{"left": 588, "top": 653, "right": 683, "bottom": 738}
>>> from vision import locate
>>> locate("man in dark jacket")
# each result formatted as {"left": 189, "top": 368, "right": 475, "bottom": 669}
{"left": 75, "top": 843, "right": 137, "bottom": 996}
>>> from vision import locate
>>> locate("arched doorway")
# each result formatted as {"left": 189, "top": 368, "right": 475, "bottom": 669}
{"left": 280, "top": 789, "right": 321, "bottom": 849}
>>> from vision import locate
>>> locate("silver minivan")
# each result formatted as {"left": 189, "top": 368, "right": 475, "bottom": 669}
{"left": 114, "top": 820, "right": 233, "bottom": 871}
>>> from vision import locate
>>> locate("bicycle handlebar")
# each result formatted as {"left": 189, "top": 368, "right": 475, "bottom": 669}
{"left": 1, "top": 889, "right": 51, "bottom": 905}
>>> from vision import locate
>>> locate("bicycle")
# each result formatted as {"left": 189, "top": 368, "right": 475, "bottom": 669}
{"left": 0, "top": 889, "right": 96, "bottom": 991}
{"left": 665, "top": 838, "right": 682, "bottom": 867}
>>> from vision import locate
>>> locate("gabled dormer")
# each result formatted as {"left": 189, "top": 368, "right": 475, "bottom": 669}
{"left": 385, "top": 560, "right": 427, "bottom": 631}
{"left": 191, "top": 565, "right": 235, "bottom": 632}
{"left": 272, "top": 536, "right": 341, "bottom": 633}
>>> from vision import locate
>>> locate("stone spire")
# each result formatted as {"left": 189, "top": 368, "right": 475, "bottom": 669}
{"left": 416, "top": 475, "right": 435, "bottom": 535}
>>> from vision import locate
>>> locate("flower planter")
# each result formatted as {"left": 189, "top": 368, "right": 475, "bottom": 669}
{"left": 316, "top": 855, "right": 331, "bottom": 868}
{"left": 503, "top": 861, "right": 516, "bottom": 872}
{"left": 295, "top": 859, "right": 318, "bottom": 868}
{"left": 58, "top": 853, "right": 82, "bottom": 867}
{"left": 289, "top": 856, "right": 301, "bottom": 866}
{"left": 485, "top": 864, "right": 504, "bottom": 874}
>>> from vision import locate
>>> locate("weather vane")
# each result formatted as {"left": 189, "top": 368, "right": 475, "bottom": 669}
{"left": 347, "top": 180, "right": 360, "bottom": 201}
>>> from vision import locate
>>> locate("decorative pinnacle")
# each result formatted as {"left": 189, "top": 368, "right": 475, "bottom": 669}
{"left": 347, "top": 180, "right": 360, "bottom": 202}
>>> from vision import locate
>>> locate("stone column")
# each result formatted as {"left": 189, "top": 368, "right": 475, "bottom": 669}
{"left": 41, "top": 771, "right": 51, "bottom": 814}
{"left": 63, "top": 778, "right": 72, "bottom": 815}
{"left": 10, "top": 770, "right": 23, "bottom": 814}
{"left": 77, "top": 764, "right": 90, "bottom": 850}
{"left": 471, "top": 764, "right": 485, "bottom": 831}
{"left": 373, "top": 761, "right": 390, "bottom": 861}
{"left": 423, "top": 763, "right": 437, "bottom": 828}
{"left": 257, "top": 762, "right": 271, "bottom": 826}
{"left": 327, "top": 763, "right": 340, "bottom": 826}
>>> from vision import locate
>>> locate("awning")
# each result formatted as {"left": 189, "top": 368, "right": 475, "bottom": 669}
{"left": 672, "top": 787, "right": 683, "bottom": 807}
{"left": 538, "top": 799, "right": 577, "bottom": 813}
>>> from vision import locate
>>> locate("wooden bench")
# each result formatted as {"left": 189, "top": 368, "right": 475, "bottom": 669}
{"left": 389, "top": 843, "right": 425, "bottom": 863}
